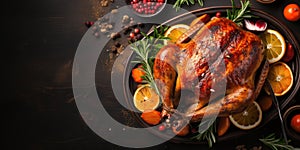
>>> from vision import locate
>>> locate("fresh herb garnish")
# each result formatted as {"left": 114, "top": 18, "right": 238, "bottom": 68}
{"left": 173, "top": 0, "right": 204, "bottom": 11}
{"left": 142, "top": 25, "right": 170, "bottom": 40}
{"left": 191, "top": 120, "right": 217, "bottom": 148}
{"left": 227, "top": 0, "right": 255, "bottom": 26}
{"left": 259, "top": 133, "right": 294, "bottom": 150}
{"left": 131, "top": 25, "right": 169, "bottom": 95}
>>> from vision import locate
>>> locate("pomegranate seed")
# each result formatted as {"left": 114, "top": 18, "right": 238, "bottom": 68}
{"left": 133, "top": 0, "right": 138, "bottom": 3}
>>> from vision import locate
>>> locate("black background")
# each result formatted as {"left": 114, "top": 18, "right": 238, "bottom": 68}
{"left": 2, "top": 0, "right": 300, "bottom": 149}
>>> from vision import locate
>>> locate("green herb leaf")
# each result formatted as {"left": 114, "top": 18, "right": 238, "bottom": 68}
{"left": 130, "top": 25, "right": 169, "bottom": 96}
{"left": 226, "top": 0, "right": 255, "bottom": 25}
{"left": 191, "top": 120, "right": 217, "bottom": 148}
{"left": 259, "top": 133, "right": 294, "bottom": 150}
{"left": 173, "top": 0, "right": 204, "bottom": 11}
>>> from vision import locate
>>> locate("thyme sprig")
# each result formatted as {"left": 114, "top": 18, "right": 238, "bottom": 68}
{"left": 131, "top": 25, "right": 169, "bottom": 95}
{"left": 174, "top": 0, "right": 204, "bottom": 11}
{"left": 259, "top": 133, "right": 294, "bottom": 150}
{"left": 227, "top": 0, "right": 255, "bottom": 26}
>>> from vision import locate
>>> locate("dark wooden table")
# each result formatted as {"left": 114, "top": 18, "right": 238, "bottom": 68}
{"left": 3, "top": 0, "right": 300, "bottom": 149}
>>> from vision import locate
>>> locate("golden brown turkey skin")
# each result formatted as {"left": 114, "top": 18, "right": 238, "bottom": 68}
{"left": 153, "top": 16, "right": 267, "bottom": 122}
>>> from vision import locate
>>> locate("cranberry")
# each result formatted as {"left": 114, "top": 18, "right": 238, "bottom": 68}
{"left": 216, "top": 12, "right": 222, "bottom": 18}
{"left": 85, "top": 21, "right": 94, "bottom": 28}
{"left": 131, "top": 0, "right": 164, "bottom": 15}
{"left": 132, "top": 4, "right": 137, "bottom": 9}
{"left": 158, "top": 125, "right": 166, "bottom": 131}
{"left": 129, "top": 32, "right": 135, "bottom": 39}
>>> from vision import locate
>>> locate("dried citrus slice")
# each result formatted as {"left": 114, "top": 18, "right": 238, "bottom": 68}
{"left": 229, "top": 101, "right": 262, "bottom": 130}
{"left": 133, "top": 84, "right": 160, "bottom": 112}
{"left": 264, "top": 62, "right": 294, "bottom": 96}
{"left": 164, "top": 24, "right": 190, "bottom": 44}
{"left": 260, "top": 29, "right": 286, "bottom": 63}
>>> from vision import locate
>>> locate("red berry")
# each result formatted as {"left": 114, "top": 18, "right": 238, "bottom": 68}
{"left": 291, "top": 114, "right": 300, "bottom": 133}
{"left": 133, "top": 0, "right": 139, "bottom": 3}
{"left": 158, "top": 125, "right": 166, "bottom": 131}
{"left": 133, "top": 4, "right": 137, "bottom": 9}
{"left": 191, "top": 128, "right": 198, "bottom": 133}
{"left": 129, "top": 32, "right": 135, "bottom": 39}
{"left": 216, "top": 12, "right": 222, "bottom": 18}
{"left": 84, "top": 21, "right": 94, "bottom": 28}
{"left": 282, "top": 43, "right": 295, "bottom": 62}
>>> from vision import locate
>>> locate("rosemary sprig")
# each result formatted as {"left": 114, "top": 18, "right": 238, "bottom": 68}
{"left": 191, "top": 120, "right": 217, "bottom": 148}
{"left": 131, "top": 40, "right": 160, "bottom": 94}
{"left": 142, "top": 25, "right": 170, "bottom": 40}
{"left": 131, "top": 25, "right": 169, "bottom": 95}
{"left": 173, "top": 0, "right": 204, "bottom": 11}
{"left": 226, "top": 0, "right": 254, "bottom": 26}
{"left": 259, "top": 133, "right": 294, "bottom": 150}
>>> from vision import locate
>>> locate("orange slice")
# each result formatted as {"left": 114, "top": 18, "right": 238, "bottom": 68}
{"left": 133, "top": 84, "right": 160, "bottom": 112}
{"left": 260, "top": 29, "right": 286, "bottom": 63}
{"left": 229, "top": 101, "right": 262, "bottom": 130}
{"left": 164, "top": 24, "right": 190, "bottom": 44}
{"left": 264, "top": 62, "right": 293, "bottom": 96}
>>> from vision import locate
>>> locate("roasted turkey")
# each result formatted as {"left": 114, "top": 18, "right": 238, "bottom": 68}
{"left": 153, "top": 14, "right": 269, "bottom": 122}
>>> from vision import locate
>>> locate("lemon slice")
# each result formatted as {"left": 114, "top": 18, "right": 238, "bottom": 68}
{"left": 133, "top": 84, "right": 160, "bottom": 112}
{"left": 264, "top": 62, "right": 294, "bottom": 96}
{"left": 164, "top": 24, "right": 190, "bottom": 44}
{"left": 260, "top": 29, "right": 286, "bottom": 63}
{"left": 229, "top": 101, "right": 262, "bottom": 130}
